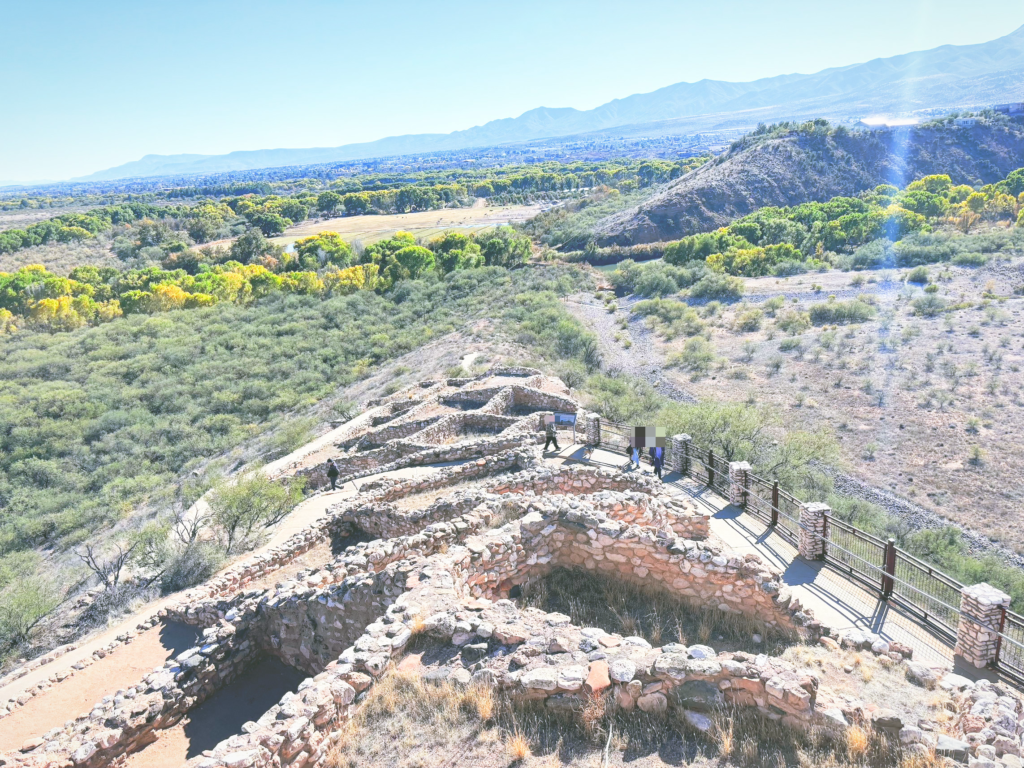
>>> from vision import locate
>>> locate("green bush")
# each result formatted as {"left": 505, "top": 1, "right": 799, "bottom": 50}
{"left": 775, "top": 308, "right": 811, "bottom": 335}
{"left": 807, "top": 299, "right": 876, "bottom": 325}
{"left": 688, "top": 273, "right": 744, "bottom": 300}
{"left": 906, "top": 266, "right": 929, "bottom": 284}
{"left": 732, "top": 307, "right": 763, "bottom": 332}
{"left": 952, "top": 251, "right": 989, "bottom": 267}
{"left": 671, "top": 337, "right": 716, "bottom": 376}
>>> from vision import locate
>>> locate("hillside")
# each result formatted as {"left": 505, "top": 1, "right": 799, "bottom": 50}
{"left": 594, "top": 119, "right": 1024, "bottom": 245}
{"left": 72, "top": 25, "right": 1024, "bottom": 182}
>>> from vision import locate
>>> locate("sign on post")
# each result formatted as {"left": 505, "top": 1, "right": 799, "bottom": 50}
{"left": 546, "top": 412, "right": 578, "bottom": 442}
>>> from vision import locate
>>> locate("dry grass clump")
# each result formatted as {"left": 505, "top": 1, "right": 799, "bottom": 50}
{"left": 327, "top": 662, "right": 918, "bottom": 767}
{"left": 708, "top": 708, "right": 900, "bottom": 768}
{"left": 327, "top": 669, "right": 499, "bottom": 768}
{"left": 521, "top": 567, "right": 795, "bottom": 654}
{"left": 504, "top": 729, "right": 531, "bottom": 762}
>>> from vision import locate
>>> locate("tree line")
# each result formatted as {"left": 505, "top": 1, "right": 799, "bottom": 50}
{"left": 0, "top": 225, "right": 533, "bottom": 333}
{"left": 661, "top": 168, "right": 1024, "bottom": 277}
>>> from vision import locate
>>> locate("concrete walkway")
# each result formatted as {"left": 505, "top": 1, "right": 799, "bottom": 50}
{"left": 547, "top": 444, "right": 1006, "bottom": 681}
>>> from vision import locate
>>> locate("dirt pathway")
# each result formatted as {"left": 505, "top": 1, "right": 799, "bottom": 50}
{"left": 0, "top": 463, "right": 469, "bottom": 712}
{"left": 0, "top": 622, "right": 200, "bottom": 752}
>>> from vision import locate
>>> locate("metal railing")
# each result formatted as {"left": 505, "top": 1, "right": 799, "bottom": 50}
{"left": 1001, "top": 611, "right": 1024, "bottom": 679}
{"left": 592, "top": 421, "right": 1021, "bottom": 682}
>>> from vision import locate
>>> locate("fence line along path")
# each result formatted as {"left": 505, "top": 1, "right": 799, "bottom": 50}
{"left": 571, "top": 416, "right": 1024, "bottom": 685}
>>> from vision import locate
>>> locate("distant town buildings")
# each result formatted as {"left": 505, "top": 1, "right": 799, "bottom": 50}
{"left": 994, "top": 103, "right": 1024, "bottom": 115}
{"left": 954, "top": 117, "right": 978, "bottom": 127}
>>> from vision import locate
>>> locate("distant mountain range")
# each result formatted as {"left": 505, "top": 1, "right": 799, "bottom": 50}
{"left": 75, "top": 23, "right": 1024, "bottom": 183}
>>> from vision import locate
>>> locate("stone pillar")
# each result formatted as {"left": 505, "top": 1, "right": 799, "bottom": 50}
{"left": 728, "top": 461, "right": 750, "bottom": 507}
{"left": 584, "top": 413, "right": 601, "bottom": 447}
{"left": 955, "top": 583, "right": 1011, "bottom": 668}
{"left": 669, "top": 434, "right": 691, "bottom": 475}
{"left": 798, "top": 502, "right": 831, "bottom": 560}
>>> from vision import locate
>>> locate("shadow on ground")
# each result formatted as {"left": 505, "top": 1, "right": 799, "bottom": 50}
{"left": 181, "top": 656, "right": 307, "bottom": 759}
{"left": 158, "top": 621, "right": 201, "bottom": 657}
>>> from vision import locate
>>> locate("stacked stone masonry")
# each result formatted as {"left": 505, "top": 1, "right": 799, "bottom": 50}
{"left": 4, "top": 372, "right": 1020, "bottom": 768}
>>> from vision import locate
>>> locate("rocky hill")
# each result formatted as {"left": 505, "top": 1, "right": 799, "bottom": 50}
{"left": 594, "top": 120, "right": 1024, "bottom": 245}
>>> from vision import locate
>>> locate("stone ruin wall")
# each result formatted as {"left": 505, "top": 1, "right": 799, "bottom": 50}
{"left": 452, "top": 499, "right": 804, "bottom": 634}
{"left": 165, "top": 449, "right": 533, "bottom": 620}
{"left": 10, "top": 370, "right": 1020, "bottom": 768}
{"left": 6, "top": 622, "right": 261, "bottom": 768}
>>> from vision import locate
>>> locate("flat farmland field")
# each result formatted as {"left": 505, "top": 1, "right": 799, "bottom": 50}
{"left": 270, "top": 202, "right": 543, "bottom": 248}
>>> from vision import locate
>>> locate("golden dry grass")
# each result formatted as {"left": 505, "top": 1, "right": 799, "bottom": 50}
{"left": 270, "top": 203, "right": 542, "bottom": 248}
{"left": 521, "top": 567, "right": 795, "bottom": 654}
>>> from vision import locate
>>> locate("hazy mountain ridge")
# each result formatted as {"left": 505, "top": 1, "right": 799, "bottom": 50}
{"left": 593, "top": 122, "right": 1024, "bottom": 245}
{"left": 73, "top": 24, "right": 1024, "bottom": 182}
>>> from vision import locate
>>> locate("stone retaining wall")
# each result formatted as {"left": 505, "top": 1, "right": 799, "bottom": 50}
{"left": 453, "top": 500, "right": 808, "bottom": 633}
{"left": 7, "top": 623, "right": 260, "bottom": 768}
{"left": 166, "top": 451, "right": 532, "bottom": 618}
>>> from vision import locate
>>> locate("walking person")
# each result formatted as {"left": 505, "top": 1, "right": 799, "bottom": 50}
{"left": 543, "top": 420, "right": 560, "bottom": 452}
{"left": 631, "top": 445, "right": 640, "bottom": 470}
{"left": 652, "top": 447, "right": 664, "bottom": 480}
{"left": 325, "top": 458, "right": 340, "bottom": 491}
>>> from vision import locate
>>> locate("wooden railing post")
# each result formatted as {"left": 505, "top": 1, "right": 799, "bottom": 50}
{"left": 771, "top": 482, "right": 779, "bottom": 527}
{"left": 882, "top": 539, "right": 896, "bottom": 598}
{"left": 707, "top": 449, "right": 715, "bottom": 488}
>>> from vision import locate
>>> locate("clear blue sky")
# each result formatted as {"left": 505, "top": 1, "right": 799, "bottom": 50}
{"left": 1, "top": 0, "right": 1020, "bottom": 182}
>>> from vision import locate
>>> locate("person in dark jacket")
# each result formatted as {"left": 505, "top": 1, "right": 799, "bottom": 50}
{"left": 652, "top": 448, "right": 664, "bottom": 480}
{"left": 326, "top": 459, "right": 340, "bottom": 491}
{"left": 543, "top": 420, "right": 560, "bottom": 452}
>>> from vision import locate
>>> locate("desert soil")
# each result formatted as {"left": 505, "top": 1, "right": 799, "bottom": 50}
{"left": 570, "top": 257, "right": 1024, "bottom": 559}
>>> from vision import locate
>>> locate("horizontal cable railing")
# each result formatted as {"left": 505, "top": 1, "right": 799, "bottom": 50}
{"left": 1002, "top": 611, "right": 1024, "bottom": 679}
{"left": 592, "top": 420, "right": 1022, "bottom": 679}
{"left": 890, "top": 549, "right": 964, "bottom": 637}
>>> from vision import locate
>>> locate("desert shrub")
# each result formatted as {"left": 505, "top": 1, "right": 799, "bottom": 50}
{"left": 732, "top": 307, "right": 763, "bottom": 332}
{"left": 0, "top": 576, "right": 64, "bottom": 658}
{"left": 582, "top": 373, "right": 662, "bottom": 424}
{"left": 671, "top": 337, "right": 716, "bottom": 376}
{"left": 906, "top": 266, "right": 929, "bottom": 284}
{"left": 633, "top": 298, "right": 704, "bottom": 339}
{"left": 762, "top": 296, "right": 785, "bottom": 316}
{"left": 160, "top": 542, "right": 225, "bottom": 593}
{"left": 779, "top": 338, "right": 802, "bottom": 352}
{"left": 808, "top": 299, "right": 876, "bottom": 325}
{"left": 770, "top": 259, "right": 807, "bottom": 276}
{"left": 208, "top": 473, "right": 306, "bottom": 553}
{"left": 848, "top": 239, "right": 893, "bottom": 269}
{"left": 912, "top": 293, "right": 948, "bottom": 317}
{"left": 608, "top": 259, "right": 706, "bottom": 296}
{"left": 775, "top": 308, "right": 811, "bottom": 334}
{"left": 633, "top": 267, "right": 679, "bottom": 297}
{"left": 952, "top": 251, "right": 989, "bottom": 266}
{"left": 688, "top": 272, "right": 744, "bottom": 300}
